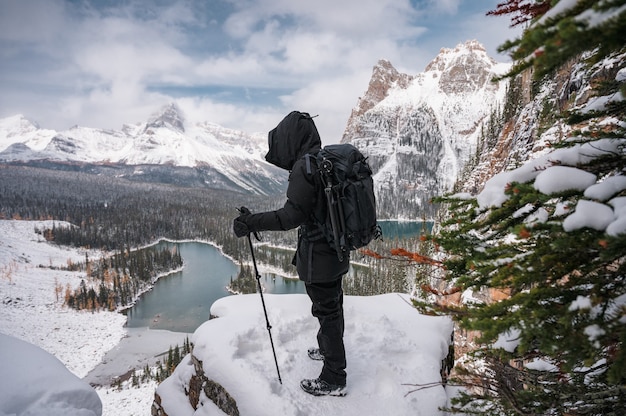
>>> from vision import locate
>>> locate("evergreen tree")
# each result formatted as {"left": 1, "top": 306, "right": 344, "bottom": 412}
{"left": 493, "top": 0, "right": 626, "bottom": 80}
{"left": 487, "top": 0, "right": 552, "bottom": 27}
{"left": 422, "top": 1, "right": 626, "bottom": 414}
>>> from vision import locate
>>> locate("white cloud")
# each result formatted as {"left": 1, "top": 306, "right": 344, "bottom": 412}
{"left": 224, "top": 0, "right": 420, "bottom": 39}
{"left": 279, "top": 70, "right": 374, "bottom": 141}
{"left": 0, "top": 0, "right": 68, "bottom": 45}
{"left": 0, "top": 0, "right": 520, "bottom": 140}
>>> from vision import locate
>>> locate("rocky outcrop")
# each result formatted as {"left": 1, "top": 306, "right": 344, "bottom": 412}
{"left": 152, "top": 353, "right": 239, "bottom": 416}
{"left": 460, "top": 52, "right": 623, "bottom": 195}
{"left": 342, "top": 40, "right": 509, "bottom": 219}
{"left": 342, "top": 59, "right": 414, "bottom": 141}
{"left": 427, "top": 40, "right": 498, "bottom": 95}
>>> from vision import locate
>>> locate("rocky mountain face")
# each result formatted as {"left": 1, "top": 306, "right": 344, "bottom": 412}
{"left": 0, "top": 104, "right": 287, "bottom": 196}
{"left": 342, "top": 40, "right": 510, "bottom": 219}
{"left": 460, "top": 52, "right": 624, "bottom": 196}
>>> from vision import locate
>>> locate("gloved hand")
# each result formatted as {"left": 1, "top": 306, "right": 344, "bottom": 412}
{"left": 233, "top": 206, "right": 251, "bottom": 238}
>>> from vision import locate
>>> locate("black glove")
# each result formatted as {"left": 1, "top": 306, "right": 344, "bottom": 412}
{"left": 233, "top": 206, "right": 251, "bottom": 238}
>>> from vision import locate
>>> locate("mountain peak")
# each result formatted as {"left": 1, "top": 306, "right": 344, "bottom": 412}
{"left": 341, "top": 59, "right": 414, "bottom": 142}
{"left": 424, "top": 40, "right": 498, "bottom": 94}
{"left": 0, "top": 114, "right": 39, "bottom": 133}
{"left": 426, "top": 40, "right": 489, "bottom": 69}
{"left": 367, "top": 59, "right": 414, "bottom": 108}
{"left": 341, "top": 41, "right": 509, "bottom": 217}
{"left": 146, "top": 103, "right": 185, "bottom": 133}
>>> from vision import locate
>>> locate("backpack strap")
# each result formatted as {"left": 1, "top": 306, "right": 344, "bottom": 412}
{"left": 299, "top": 224, "right": 326, "bottom": 242}
{"left": 305, "top": 153, "right": 312, "bottom": 175}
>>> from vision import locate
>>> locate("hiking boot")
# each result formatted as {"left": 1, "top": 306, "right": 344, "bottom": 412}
{"left": 307, "top": 347, "right": 324, "bottom": 361}
{"left": 300, "top": 378, "right": 347, "bottom": 397}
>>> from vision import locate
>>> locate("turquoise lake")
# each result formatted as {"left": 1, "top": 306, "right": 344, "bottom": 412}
{"left": 125, "top": 221, "right": 430, "bottom": 332}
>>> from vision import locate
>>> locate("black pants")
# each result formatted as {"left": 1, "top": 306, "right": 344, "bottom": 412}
{"left": 305, "top": 279, "right": 346, "bottom": 385}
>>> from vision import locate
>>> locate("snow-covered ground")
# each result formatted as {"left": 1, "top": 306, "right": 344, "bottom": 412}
{"left": 158, "top": 293, "right": 454, "bottom": 415}
{"left": 0, "top": 219, "right": 183, "bottom": 415}
{"left": 1, "top": 332, "right": 102, "bottom": 416}
{"left": 1, "top": 219, "right": 455, "bottom": 415}
{"left": 0, "top": 220, "right": 126, "bottom": 378}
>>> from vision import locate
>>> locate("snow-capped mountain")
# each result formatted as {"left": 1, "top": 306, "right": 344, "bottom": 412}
{"left": 0, "top": 104, "right": 286, "bottom": 195}
{"left": 1, "top": 41, "right": 509, "bottom": 205}
{"left": 342, "top": 40, "right": 510, "bottom": 219}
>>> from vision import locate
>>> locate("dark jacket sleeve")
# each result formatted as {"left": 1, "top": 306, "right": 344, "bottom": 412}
{"left": 244, "top": 158, "right": 316, "bottom": 232}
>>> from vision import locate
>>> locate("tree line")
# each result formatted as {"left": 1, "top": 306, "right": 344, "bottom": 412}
{"left": 1, "top": 164, "right": 428, "bottom": 298}
{"left": 51, "top": 241, "right": 184, "bottom": 311}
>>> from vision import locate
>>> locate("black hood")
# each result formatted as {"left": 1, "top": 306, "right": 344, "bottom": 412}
{"left": 265, "top": 111, "right": 322, "bottom": 170}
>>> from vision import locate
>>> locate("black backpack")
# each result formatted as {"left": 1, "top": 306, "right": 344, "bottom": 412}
{"left": 308, "top": 144, "right": 382, "bottom": 261}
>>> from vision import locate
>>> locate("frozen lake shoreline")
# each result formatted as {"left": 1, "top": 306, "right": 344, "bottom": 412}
{"left": 84, "top": 326, "right": 190, "bottom": 387}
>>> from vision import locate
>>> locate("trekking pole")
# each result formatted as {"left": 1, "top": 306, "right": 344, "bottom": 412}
{"left": 239, "top": 208, "right": 282, "bottom": 384}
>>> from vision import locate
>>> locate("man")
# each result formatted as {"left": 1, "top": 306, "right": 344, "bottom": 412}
{"left": 233, "top": 111, "right": 349, "bottom": 396}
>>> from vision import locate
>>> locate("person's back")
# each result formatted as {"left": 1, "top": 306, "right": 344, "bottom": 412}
{"left": 233, "top": 111, "right": 349, "bottom": 396}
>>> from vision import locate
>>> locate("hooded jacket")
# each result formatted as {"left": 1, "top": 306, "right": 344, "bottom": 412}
{"left": 241, "top": 111, "right": 349, "bottom": 283}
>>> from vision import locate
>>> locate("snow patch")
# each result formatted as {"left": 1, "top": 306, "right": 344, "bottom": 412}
{"left": 563, "top": 200, "right": 614, "bottom": 232}
{"left": 534, "top": 166, "right": 597, "bottom": 195}
{"left": 585, "top": 175, "right": 626, "bottom": 201}
{"left": 568, "top": 295, "right": 592, "bottom": 311}
{"left": 493, "top": 328, "right": 521, "bottom": 353}
{"left": 157, "top": 293, "right": 454, "bottom": 416}
{"left": 0, "top": 333, "right": 102, "bottom": 416}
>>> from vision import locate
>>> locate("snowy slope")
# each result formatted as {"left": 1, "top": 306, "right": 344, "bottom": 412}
{"left": 0, "top": 333, "right": 102, "bottom": 416}
{"left": 0, "top": 220, "right": 192, "bottom": 415}
{"left": 157, "top": 293, "right": 455, "bottom": 416}
{"left": 0, "top": 114, "right": 57, "bottom": 151}
{"left": 0, "top": 220, "right": 127, "bottom": 378}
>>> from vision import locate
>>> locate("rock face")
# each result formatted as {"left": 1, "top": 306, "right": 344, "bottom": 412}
{"left": 342, "top": 40, "right": 509, "bottom": 219}
{"left": 459, "top": 51, "right": 624, "bottom": 195}
{"left": 342, "top": 59, "right": 414, "bottom": 141}
{"left": 152, "top": 353, "right": 239, "bottom": 416}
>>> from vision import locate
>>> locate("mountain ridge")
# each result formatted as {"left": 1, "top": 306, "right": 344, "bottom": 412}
{"left": 1, "top": 40, "right": 510, "bottom": 208}
{"left": 0, "top": 106, "right": 287, "bottom": 195}
{"left": 342, "top": 40, "right": 510, "bottom": 219}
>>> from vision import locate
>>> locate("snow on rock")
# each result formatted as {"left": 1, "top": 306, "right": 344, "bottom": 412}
{"left": 343, "top": 40, "right": 510, "bottom": 219}
{"left": 156, "top": 293, "right": 454, "bottom": 416}
{"left": 0, "top": 332, "right": 102, "bottom": 416}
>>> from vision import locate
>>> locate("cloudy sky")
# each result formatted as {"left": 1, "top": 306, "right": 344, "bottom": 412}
{"left": 0, "top": 0, "right": 522, "bottom": 142}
